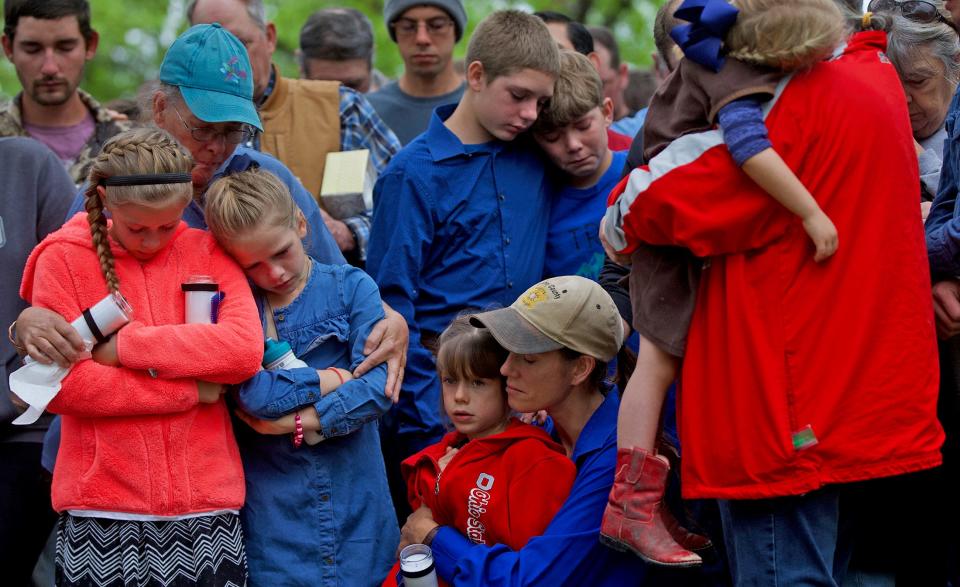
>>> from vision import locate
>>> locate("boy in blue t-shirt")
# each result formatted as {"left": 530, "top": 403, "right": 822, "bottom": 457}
{"left": 533, "top": 50, "right": 628, "bottom": 281}
{"left": 366, "top": 10, "right": 561, "bottom": 518}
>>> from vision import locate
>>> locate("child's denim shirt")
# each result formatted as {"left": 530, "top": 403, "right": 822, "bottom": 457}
{"left": 233, "top": 259, "right": 397, "bottom": 586}
{"left": 236, "top": 259, "right": 389, "bottom": 435}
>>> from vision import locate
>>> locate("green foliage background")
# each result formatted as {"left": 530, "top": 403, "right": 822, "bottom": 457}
{"left": 0, "top": 0, "right": 665, "bottom": 102}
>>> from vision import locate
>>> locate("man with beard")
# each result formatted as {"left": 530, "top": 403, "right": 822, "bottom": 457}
{"left": 1, "top": 0, "right": 131, "bottom": 184}
{"left": 367, "top": 0, "right": 467, "bottom": 145}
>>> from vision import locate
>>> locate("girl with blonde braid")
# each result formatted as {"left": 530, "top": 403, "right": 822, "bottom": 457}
{"left": 600, "top": 0, "right": 849, "bottom": 567}
{"left": 17, "top": 127, "right": 263, "bottom": 587}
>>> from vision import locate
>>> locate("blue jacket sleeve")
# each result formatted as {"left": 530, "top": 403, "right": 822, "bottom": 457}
{"left": 234, "top": 269, "right": 391, "bottom": 434}
{"left": 234, "top": 367, "right": 323, "bottom": 420}
{"left": 429, "top": 443, "right": 632, "bottom": 585}
{"left": 309, "top": 268, "right": 391, "bottom": 438}
{"left": 367, "top": 170, "right": 444, "bottom": 440}
{"left": 926, "top": 91, "right": 960, "bottom": 278}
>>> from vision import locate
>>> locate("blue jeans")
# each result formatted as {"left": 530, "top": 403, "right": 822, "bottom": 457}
{"left": 719, "top": 486, "right": 852, "bottom": 586}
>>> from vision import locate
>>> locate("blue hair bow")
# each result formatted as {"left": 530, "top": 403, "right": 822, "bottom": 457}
{"left": 669, "top": 0, "right": 740, "bottom": 73}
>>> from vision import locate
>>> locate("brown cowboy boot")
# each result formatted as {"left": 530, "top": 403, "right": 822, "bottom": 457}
{"left": 599, "top": 447, "right": 702, "bottom": 567}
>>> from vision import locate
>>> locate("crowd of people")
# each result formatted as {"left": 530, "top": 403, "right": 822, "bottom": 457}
{"left": 1, "top": 0, "right": 958, "bottom": 585}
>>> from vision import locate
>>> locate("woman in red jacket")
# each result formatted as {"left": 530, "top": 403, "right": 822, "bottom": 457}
{"left": 17, "top": 128, "right": 263, "bottom": 587}
{"left": 383, "top": 315, "right": 576, "bottom": 586}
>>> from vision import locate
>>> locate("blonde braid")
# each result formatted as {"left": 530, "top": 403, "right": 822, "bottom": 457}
{"left": 727, "top": 0, "right": 845, "bottom": 71}
{"left": 83, "top": 162, "right": 121, "bottom": 295}
{"left": 82, "top": 128, "right": 194, "bottom": 294}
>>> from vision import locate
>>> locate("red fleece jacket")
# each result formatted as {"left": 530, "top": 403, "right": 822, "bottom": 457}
{"left": 605, "top": 32, "right": 943, "bottom": 499}
{"left": 20, "top": 214, "right": 263, "bottom": 516}
{"left": 384, "top": 419, "right": 576, "bottom": 586}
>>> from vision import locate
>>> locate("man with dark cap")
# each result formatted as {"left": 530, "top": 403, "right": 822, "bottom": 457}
{"left": 367, "top": 0, "right": 467, "bottom": 145}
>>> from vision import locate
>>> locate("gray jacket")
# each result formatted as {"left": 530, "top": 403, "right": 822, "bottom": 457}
{"left": 1, "top": 137, "right": 75, "bottom": 442}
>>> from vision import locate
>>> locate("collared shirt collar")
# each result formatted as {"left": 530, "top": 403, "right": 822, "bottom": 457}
{"left": 425, "top": 103, "right": 501, "bottom": 163}
{"left": 570, "top": 385, "right": 620, "bottom": 464}
{"left": 255, "top": 65, "right": 278, "bottom": 109}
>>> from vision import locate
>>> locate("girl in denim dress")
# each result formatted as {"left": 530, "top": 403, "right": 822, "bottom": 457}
{"left": 204, "top": 167, "right": 398, "bottom": 586}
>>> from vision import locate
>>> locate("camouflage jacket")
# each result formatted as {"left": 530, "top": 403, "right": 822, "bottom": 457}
{"left": 0, "top": 89, "right": 134, "bottom": 185}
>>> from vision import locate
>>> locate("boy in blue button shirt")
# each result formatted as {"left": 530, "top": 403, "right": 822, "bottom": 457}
{"left": 366, "top": 10, "right": 560, "bottom": 519}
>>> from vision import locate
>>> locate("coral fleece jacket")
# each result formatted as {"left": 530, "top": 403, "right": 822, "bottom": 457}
{"left": 603, "top": 31, "right": 944, "bottom": 500}
{"left": 383, "top": 419, "right": 575, "bottom": 586}
{"left": 19, "top": 214, "right": 263, "bottom": 516}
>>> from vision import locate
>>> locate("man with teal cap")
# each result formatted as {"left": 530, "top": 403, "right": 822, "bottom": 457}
{"left": 35, "top": 23, "right": 408, "bottom": 403}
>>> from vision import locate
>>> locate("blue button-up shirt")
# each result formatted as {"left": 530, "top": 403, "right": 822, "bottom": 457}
{"left": 367, "top": 104, "right": 550, "bottom": 443}
{"left": 430, "top": 390, "right": 650, "bottom": 585}
{"left": 234, "top": 260, "right": 397, "bottom": 587}
{"left": 926, "top": 88, "right": 960, "bottom": 278}
{"left": 66, "top": 146, "right": 346, "bottom": 266}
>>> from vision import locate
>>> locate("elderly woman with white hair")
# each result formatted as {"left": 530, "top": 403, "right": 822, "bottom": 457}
{"left": 881, "top": 8, "right": 960, "bottom": 199}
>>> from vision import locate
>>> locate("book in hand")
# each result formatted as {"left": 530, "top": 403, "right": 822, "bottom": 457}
{"left": 320, "top": 149, "right": 376, "bottom": 220}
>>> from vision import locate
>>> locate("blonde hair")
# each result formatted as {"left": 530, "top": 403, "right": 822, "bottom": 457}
{"left": 725, "top": 0, "right": 845, "bottom": 70}
{"left": 533, "top": 50, "right": 603, "bottom": 134}
{"left": 204, "top": 167, "right": 300, "bottom": 243}
{"left": 466, "top": 10, "right": 560, "bottom": 82}
{"left": 83, "top": 128, "right": 193, "bottom": 294}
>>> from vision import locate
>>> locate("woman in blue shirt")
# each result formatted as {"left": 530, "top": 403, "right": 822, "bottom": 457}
{"left": 398, "top": 276, "right": 650, "bottom": 585}
{"left": 204, "top": 167, "right": 397, "bottom": 586}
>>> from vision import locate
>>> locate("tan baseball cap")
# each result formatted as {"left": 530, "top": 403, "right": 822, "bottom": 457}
{"left": 470, "top": 276, "right": 624, "bottom": 362}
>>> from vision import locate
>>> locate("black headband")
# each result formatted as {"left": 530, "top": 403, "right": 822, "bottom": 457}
{"left": 101, "top": 173, "right": 193, "bottom": 187}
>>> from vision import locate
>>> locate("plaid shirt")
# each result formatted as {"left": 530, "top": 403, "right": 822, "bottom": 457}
{"left": 0, "top": 90, "right": 133, "bottom": 185}
{"left": 339, "top": 85, "right": 401, "bottom": 262}
{"left": 252, "top": 70, "right": 400, "bottom": 263}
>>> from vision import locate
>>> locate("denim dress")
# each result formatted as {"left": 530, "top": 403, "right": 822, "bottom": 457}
{"left": 234, "top": 259, "right": 398, "bottom": 586}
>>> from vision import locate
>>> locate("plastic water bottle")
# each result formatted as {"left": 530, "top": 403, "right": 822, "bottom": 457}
{"left": 182, "top": 275, "right": 222, "bottom": 324}
{"left": 399, "top": 544, "right": 439, "bottom": 587}
{"left": 262, "top": 339, "right": 323, "bottom": 444}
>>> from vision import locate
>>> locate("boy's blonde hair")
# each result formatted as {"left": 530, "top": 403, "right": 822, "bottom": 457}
{"left": 466, "top": 10, "right": 560, "bottom": 82}
{"left": 204, "top": 167, "right": 301, "bottom": 242}
{"left": 83, "top": 128, "right": 193, "bottom": 294}
{"left": 726, "top": 0, "right": 845, "bottom": 70}
{"left": 533, "top": 50, "right": 604, "bottom": 134}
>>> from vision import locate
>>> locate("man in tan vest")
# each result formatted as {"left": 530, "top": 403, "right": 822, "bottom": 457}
{"left": 187, "top": 0, "right": 401, "bottom": 266}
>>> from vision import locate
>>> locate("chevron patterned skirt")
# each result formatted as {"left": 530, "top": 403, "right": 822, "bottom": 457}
{"left": 55, "top": 513, "right": 247, "bottom": 587}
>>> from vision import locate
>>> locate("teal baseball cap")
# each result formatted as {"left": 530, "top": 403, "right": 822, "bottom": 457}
{"left": 159, "top": 23, "right": 263, "bottom": 131}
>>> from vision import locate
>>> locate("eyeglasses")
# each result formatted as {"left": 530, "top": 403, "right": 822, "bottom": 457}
{"left": 391, "top": 17, "right": 454, "bottom": 38}
{"left": 867, "top": 0, "right": 952, "bottom": 26}
{"left": 171, "top": 104, "right": 254, "bottom": 145}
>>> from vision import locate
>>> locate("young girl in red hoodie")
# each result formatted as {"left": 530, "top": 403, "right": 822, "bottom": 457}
{"left": 384, "top": 315, "right": 577, "bottom": 586}
{"left": 17, "top": 128, "right": 263, "bottom": 587}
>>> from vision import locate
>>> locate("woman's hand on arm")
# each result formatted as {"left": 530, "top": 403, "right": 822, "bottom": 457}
{"left": 15, "top": 307, "right": 86, "bottom": 367}
{"left": 352, "top": 301, "right": 408, "bottom": 403}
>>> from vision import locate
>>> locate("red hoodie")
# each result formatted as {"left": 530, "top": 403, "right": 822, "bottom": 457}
{"left": 20, "top": 214, "right": 263, "bottom": 516}
{"left": 384, "top": 419, "right": 576, "bottom": 585}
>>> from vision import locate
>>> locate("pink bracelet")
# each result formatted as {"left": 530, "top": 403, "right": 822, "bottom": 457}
{"left": 326, "top": 367, "right": 345, "bottom": 385}
{"left": 292, "top": 411, "right": 304, "bottom": 448}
